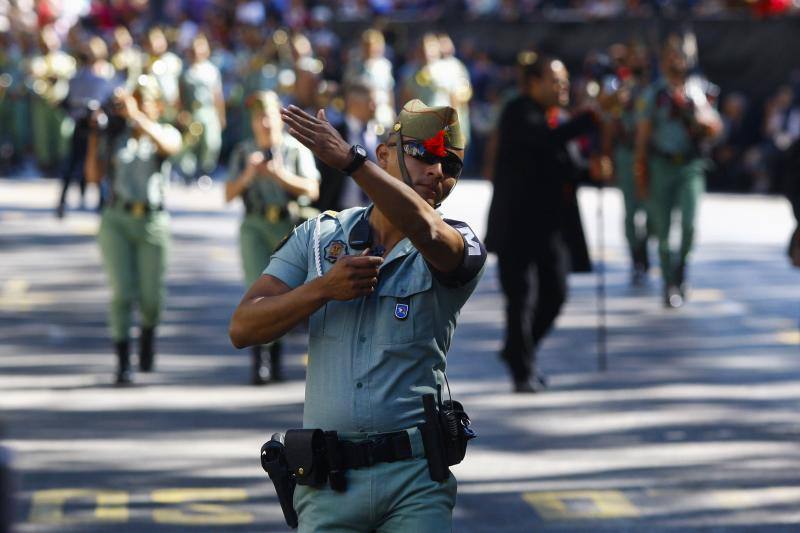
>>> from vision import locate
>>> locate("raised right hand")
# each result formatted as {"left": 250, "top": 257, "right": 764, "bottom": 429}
{"left": 321, "top": 250, "right": 383, "bottom": 301}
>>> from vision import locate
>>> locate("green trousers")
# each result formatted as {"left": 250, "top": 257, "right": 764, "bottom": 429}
{"left": 648, "top": 156, "right": 705, "bottom": 285}
{"left": 239, "top": 214, "right": 293, "bottom": 286}
{"left": 98, "top": 207, "right": 170, "bottom": 341}
{"left": 615, "top": 146, "right": 650, "bottom": 261}
{"left": 31, "top": 97, "right": 69, "bottom": 170}
{"left": 293, "top": 430, "right": 457, "bottom": 532}
{"left": 178, "top": 109, "right": 222, "bottom": 177}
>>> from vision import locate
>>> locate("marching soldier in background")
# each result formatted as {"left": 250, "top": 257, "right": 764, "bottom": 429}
{"left": 177, "top": 33, "right": 225, "bottom": 182}
{"left": 85, "top": 76, "right": 182, "bottom": 385}
{"left": 29, "top": 24, "right": 75, "bottom": 175}
{"left": 143, "top": 27, "right": 182, "bottom": 123}
{"left": 603, "top": 42, "right": 652, "bottom": 285}
{"left": 110, "top": 26, "right": 143, "bottom": 91}
{"left": 225, "top": 91, "right": 320, "bottom": 385}
{"left": 635, "top": 37, "right": 722, "bottom": 308}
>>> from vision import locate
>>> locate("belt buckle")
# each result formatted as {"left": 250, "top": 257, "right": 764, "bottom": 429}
{"left": 131, "top": 202, "right": 145, "bottom": 218}
{"left": 266, "top": 205, "right": 280, "bottom": 223}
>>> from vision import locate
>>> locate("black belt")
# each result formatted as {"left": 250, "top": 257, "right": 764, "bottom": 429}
{"left": 335, "top": 430, "right": 413, "bottom": 469}
{"left": 651, "top": 147, "right": 699, "bottom": 165}
{"left": 245, "top": 204, "right": 290, "bottom": 223}
{"left": 111, "top": 199, "right": 164, "bottom": 215}
{"left": 284, "top": 429, "right": 414, "bottom": 493}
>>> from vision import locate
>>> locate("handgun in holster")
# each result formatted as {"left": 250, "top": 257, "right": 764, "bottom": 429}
{"left": 260, "top": 433, "right": 298, "bottom": 529}
{"left": 418, "top": 385, "right": 477, "bottom": 482}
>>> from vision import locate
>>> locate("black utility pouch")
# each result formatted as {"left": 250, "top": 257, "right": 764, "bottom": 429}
{"left": 285, "top": 429, "right": 329, "bottom": 488}
{"left": 440, "top": 400, "right": 476, "bottom": 466}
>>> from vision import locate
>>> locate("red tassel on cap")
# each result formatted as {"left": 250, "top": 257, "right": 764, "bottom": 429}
{"left": 422, "top": 130, "right": 447, "bottom": 157}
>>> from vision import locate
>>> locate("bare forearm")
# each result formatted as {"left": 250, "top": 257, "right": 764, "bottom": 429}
{"left": 130, "top": 111, "right": 181, "bottom": 156}
{"left": 225, "top": 172, "right": 251, "bottom": 202}
{"left": 273, "top": 169, "right": 319, "bottom": 200}
{"left": 229, "top": 277, "right": 329, "bottom": 348}
{"left": 634, "top": 120, "right": 651, "bottom": 162}
{"left": 352, "top": 161, "right": 438, "bottom": 243}
{"left": 85, "top": 133, "right": 103, "bottom": 184}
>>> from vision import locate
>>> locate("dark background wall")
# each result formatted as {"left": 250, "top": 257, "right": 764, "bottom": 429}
{"left": 335, "top": 17, "right": 800, "bottom": 101}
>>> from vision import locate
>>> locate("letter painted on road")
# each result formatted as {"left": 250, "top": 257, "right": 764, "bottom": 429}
{"left": 151, "top": 488, "right": 253, "bottom": 526}
{"left": 522, "top": 490, "right": 639, "bottom": 521}
{"left": 29, "top": 489, "right": 129, "bottom": 524}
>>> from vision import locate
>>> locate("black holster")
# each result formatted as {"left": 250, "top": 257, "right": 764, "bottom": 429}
{"left": 418, "top": 391, "right": 477, "bottom": 482}
{"left": 260, "top": 433, "right": 298, "bottom": 529}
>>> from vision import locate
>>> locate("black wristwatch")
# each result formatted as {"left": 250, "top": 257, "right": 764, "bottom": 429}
{"left": 342, "top": 144, "right": 368, "bottom": 174}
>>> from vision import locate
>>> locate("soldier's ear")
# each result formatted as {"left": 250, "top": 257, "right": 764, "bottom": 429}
{"left": 376, "top": 143, "right": 390, "bottom": 169}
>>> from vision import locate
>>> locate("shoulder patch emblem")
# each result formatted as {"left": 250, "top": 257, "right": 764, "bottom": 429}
{"left": 324, "top": 239, "right": 348, "bottom": 263}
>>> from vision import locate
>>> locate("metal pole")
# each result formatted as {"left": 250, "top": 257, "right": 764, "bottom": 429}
{"left": 596, "top": 184, "right": 607, "bottom": 372}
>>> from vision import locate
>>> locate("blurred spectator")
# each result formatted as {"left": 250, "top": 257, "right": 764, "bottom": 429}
{"left": 316, "top": 82, "right": 381, "bottom": 212}
{"left": 709, "top": 92, "right": 754, "bottom": 191}
{"left": 343, "top": 28, "right": 395, "bottom": 128}
{"left": 56, "top": 35, "right": 116, "bottom": 218}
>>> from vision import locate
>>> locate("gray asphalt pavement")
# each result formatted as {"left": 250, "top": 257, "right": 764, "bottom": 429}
{"left": 1, "top": 177, "right": 799, "bottom": 532}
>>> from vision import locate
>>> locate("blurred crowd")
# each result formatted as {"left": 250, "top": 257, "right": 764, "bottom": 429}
{"left": 0, "top": 0, "right": 799, "bottom": 208}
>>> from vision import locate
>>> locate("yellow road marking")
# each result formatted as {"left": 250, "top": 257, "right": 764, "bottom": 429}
{"left": 776, "top": 330, "right": 800, "bottom": 345}
{"left": 151, "top": 488, "right": 253, "bottom": 526}
{"left": 0, "top": 278, "right": 55, "bottom": 312}
{"left": 690, "top": 289, "right": 725, "bottom": 302}
{"left": 29, "top": 489, "right": 128, "bottom": 524}
{"left": 522, "top": 490, "right": 639, "bottom": 521}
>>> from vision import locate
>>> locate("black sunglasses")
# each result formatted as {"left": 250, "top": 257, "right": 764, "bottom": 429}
{"left": 388, "top": 141, "right": 463, "bottom": 179}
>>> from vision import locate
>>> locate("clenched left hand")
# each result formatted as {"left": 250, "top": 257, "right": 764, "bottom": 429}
{"left": 280, "top": 105, "right": 352, "bottom": 171}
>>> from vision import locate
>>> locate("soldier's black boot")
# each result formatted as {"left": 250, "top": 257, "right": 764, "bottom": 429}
{"left": 631, "top": 242, "right": 649, "bottom": 286}
{"left": 269, "top": 342, "right": 284, "bottom": 383}
{"left": 115, "top": 340, "right": 133, "bottom": 385}
{"left": 251, "top": 346, "right": 268, "bottom": 385}
{"left": 675, "top": 261, "right": 687, "bottom": 301}
{"left": 139, "top": 327, "right": 156, "bottom": 372}
{"left": 663, "top": 284, "right": 683, "bottom": 309}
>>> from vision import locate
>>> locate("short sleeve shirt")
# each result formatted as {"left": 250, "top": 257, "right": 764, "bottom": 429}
{"left": 227, "top": 135, "right": 321, "bottom": 211}
{"left": 107, "top": 124, "right": 181, "bottom": 206}
{"left": 264, "top": 206, "right": 487, "bottom": 433}
{"left": 180, "top": 60, "right": 221, "bottom": 110}
{"left": 638, "top": 79, "right": 693, "bottom": 156}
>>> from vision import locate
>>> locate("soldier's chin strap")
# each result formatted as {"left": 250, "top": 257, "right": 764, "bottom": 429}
{"left": 394, "top": 129, "right": 452, "bottom": 209}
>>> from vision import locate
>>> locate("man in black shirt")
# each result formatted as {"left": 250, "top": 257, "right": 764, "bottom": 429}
{"left": 486, "top": 54, "right": 597, "bottom": 393}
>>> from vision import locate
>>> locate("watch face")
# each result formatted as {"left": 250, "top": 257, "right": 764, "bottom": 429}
{"left": 355, "top": 145, "right": 367, "bottom": 157}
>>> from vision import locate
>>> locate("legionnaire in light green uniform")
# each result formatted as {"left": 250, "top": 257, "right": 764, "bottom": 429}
{"left": 110, "top": 26, "right": 144, "bottom": 91}
{"left": 229, "top": 27, "right": 284, "bottom": 146}
{"left": 401, "top": 34, "right": 449, "bottom": 112}
{"left": 143, "top": 27, "right": 183, "bottom": 124}
{"left": 29, "top": 25, "right": 75, "bottom": 174}
{"left": 231, "top": 100, "right": 486, "bottom": 531}
{"left": 1, "top": 33, "right": 35, "bottom": 167}
{"left": 178, "top": 33, "right": 225, "bottom": 180}
{"left": 85, "top": 76, "right": 183, "bottom": 385}
{"left": 603, "top": 43, "right": 652, "bottom": 285}
{"left": 635, "top": 38, "right": 722, "bottom": 308}
{"left": 225, "top": 91, "right": 320, "bottom": 385}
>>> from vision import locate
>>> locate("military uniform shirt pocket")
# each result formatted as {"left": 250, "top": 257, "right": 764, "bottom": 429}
{"left": 375, "top": 264, "right": 433, "bottom": 346}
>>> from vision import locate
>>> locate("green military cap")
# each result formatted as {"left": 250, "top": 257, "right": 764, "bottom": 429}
{"left": 393, "top": 99, "right": 465, "bottom": 151}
